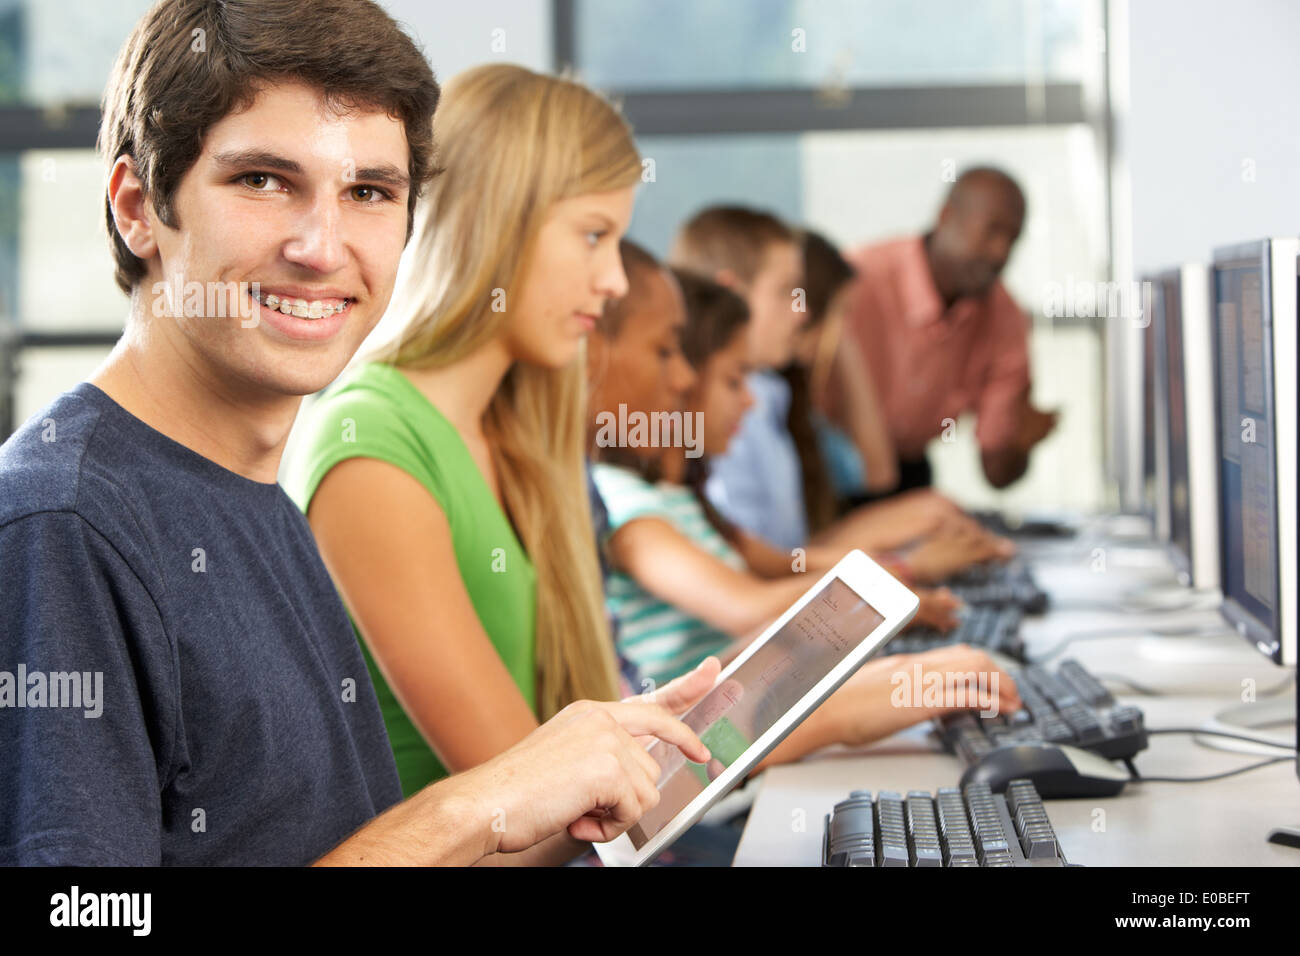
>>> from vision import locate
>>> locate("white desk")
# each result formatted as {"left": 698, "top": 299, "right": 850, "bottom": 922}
{"left": 733, "top": 544, "right": 1299, "bottom": 866}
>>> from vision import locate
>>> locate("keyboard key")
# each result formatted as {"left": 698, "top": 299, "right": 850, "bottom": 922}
{"left": 876, "top": 792, "right": 910, "bottom": 867}
{"left": 824, "top": 783, "right": 1069, "bottom": 867}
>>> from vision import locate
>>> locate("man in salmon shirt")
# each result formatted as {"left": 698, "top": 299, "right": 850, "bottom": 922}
{"left": 825, "top": 167, "right": 1058, "bottom": 497}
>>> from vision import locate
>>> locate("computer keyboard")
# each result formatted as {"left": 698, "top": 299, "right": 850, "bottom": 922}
{"left": 970, "top": 509, "right": 1078, "bottom": 540}
{"left": 822, "top": 781, "right": 1073, "bottom": 867}
{"left": 889, "top": 603, "right": 1025, "bottom": 660}
{"left": 946, "top": 561, "right": 1050, "bottom": 614}
{"left": 935, "top": 658, "right": 1148, "bottom": 764}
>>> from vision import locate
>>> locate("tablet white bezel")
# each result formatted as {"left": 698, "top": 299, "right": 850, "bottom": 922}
{"left": 594, "top": 548, "right": 919, "bottom": 867}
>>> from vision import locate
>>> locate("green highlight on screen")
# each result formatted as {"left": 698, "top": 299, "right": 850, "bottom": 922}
{"left": 687, "top": 716, "right": 752, "bottom": 786}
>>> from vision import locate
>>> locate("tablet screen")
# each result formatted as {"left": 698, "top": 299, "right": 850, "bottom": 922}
{"left": 627, "top": 576, "right": 885, "bottom": 849}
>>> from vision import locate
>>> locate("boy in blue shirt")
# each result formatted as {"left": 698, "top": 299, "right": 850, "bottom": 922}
{"left": 0, "top": 0, "right": 710, "bottom": 867}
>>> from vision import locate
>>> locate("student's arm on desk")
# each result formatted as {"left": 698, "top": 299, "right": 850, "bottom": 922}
{"left": 810, "top": 487, "right": 962, "bottom": 554}
{"left": 752, "top": 646, "right": 1023, "bottom": 771}
{"left": 731, "top": 529, "right": 843, "bottom": 579}
{"left": 608, "top": 517, "right": 811, "bottom": 638}
{"left": 722, "top": 532, "right": 960, "bottom": 638}
{"left": 735, "top": 530, "right": 932, "bottom": 599}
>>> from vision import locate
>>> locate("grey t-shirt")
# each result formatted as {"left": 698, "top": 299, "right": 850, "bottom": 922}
{"left": 0, "top": 383, "right": 402, "bottom": 865}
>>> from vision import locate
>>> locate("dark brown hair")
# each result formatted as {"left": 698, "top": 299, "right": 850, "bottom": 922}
{"left": 781, "top": 230, "right": 856, "bottom": 534}
{"left": 672, "top": 267, "right": 750, "bottom": 370}
{"left": 590, "top": 239, "right": 671, "bottom": 479}
{"left": 598, "top": 239, "right": 664, "bottom": 337}
{"left": 669, "top": 205, "right": 798, "bottom": 286}
{"left": 797, "top": 230, "right": 855, "bottom": 332}
{"left": 98, "top": 0, "right": 441, "bottom": 294}
{"left": 671, "top": 268, "right": 753, "bottom": 544}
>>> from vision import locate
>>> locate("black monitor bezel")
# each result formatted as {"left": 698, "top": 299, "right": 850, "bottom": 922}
{"left": 1152, "top": 268, "right": 1194, "bottom": 585}
{"left": 1139, "top": 297, "right": 1160, "bottom": 525}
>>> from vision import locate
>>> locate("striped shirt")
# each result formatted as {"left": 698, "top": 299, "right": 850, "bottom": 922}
{"left": 591, "top": 464, "right": 743, "bottom": 688}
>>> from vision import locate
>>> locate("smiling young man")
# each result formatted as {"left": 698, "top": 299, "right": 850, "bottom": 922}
{"left": 0, "top": 0, "right": 712, "bottom": 867}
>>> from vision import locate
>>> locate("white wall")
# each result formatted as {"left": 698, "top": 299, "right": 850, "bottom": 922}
{"left": 1108, "top": 0, "right": 1300, "bottom": 510}
{"left": 1124, "top": 0, "right": 1300, "bottom": 274}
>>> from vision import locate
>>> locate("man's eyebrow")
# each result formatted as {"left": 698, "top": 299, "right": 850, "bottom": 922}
{"left": 211, "top": 149, "right": 409, "bottom": 189}
{"left": 353, "top": 164, "right": 410, "bottom": 190}
{"left": 211, "top": 149, "right": 304, "bottom": 175}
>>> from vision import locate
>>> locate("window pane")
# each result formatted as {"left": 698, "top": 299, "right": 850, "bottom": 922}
{"left": 1, "top": 149, "right": 128, "bottom": 330}
{"left": 629, "top": 124, "right": 1106, "bottom": 312}
{"left": 379, "top": 0, "right": 553, "bottom": 78}
{"left": 0, "top": 0, "right": 155, "bottom": 107}
{"left": 577, "top": 0, "right": 1089, "bottom": 91}
{"left": 13, "top": 345, "right": 115, "bottom": 427}
{"left": 627, "top": 135, "right": 802, "bottom": 258}
{"left": 0, "top": 155, "right": 16, "bottom": 321}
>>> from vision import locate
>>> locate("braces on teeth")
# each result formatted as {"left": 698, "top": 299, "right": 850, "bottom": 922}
{"left": 254, "top": 291, "right": 349, "bottom": 318}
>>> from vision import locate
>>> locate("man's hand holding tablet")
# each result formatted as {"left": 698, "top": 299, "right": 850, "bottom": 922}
{"left": 463, "top": 697, "right": 713, "bottom": 853}
{"left": 324, "top": 676, "right": 716, "bottom": 866}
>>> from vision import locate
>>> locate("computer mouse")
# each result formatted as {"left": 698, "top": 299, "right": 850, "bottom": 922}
{"left": 960, "top": 743, "right": 1131, "bottom": 798}
{"left": 1019, "top": 589, "right": 1051, "bottom": 615}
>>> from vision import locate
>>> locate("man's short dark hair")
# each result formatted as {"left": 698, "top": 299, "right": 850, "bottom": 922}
{"left": 947, "top": 166, "right": 1025, "bottom": 212}
{"left": 99, "top": 0, "right": 441, "bottom": 294}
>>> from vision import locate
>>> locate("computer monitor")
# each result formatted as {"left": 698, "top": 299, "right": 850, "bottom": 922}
{"left": 1140, "top": 278, "right": 1171, "bottom": 543}
{"left": 1154, "top": 264, "right": 1219, "bottom": 590}
{"left": 1107, "top": 305, "right": 1145, "bottom": 517}
{"left": 1210, "top": 238, "right": 1297, "bottom": 666}
{"left": 1274, "top": 236, "right": 1300, "bottom": 842}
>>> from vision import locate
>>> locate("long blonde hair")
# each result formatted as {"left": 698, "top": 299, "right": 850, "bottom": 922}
{"left": 378, "top": 64, "right": 638, "bottom": 718}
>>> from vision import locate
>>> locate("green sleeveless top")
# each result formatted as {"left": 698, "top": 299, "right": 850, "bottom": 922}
{"left": 283, "top": 361, "right": 537, "bottom": 797}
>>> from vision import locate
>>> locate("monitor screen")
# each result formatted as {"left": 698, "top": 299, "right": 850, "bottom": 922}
{"left": 1159, "top": 274, "right": 1193, "bottom": 576}
{"left": 1213, "top": 253, "right": 1280, "bottom": 648}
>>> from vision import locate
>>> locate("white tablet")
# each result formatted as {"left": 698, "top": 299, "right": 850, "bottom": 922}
{"left": 595, "top": 549, "right": 919, "bottom": 867}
